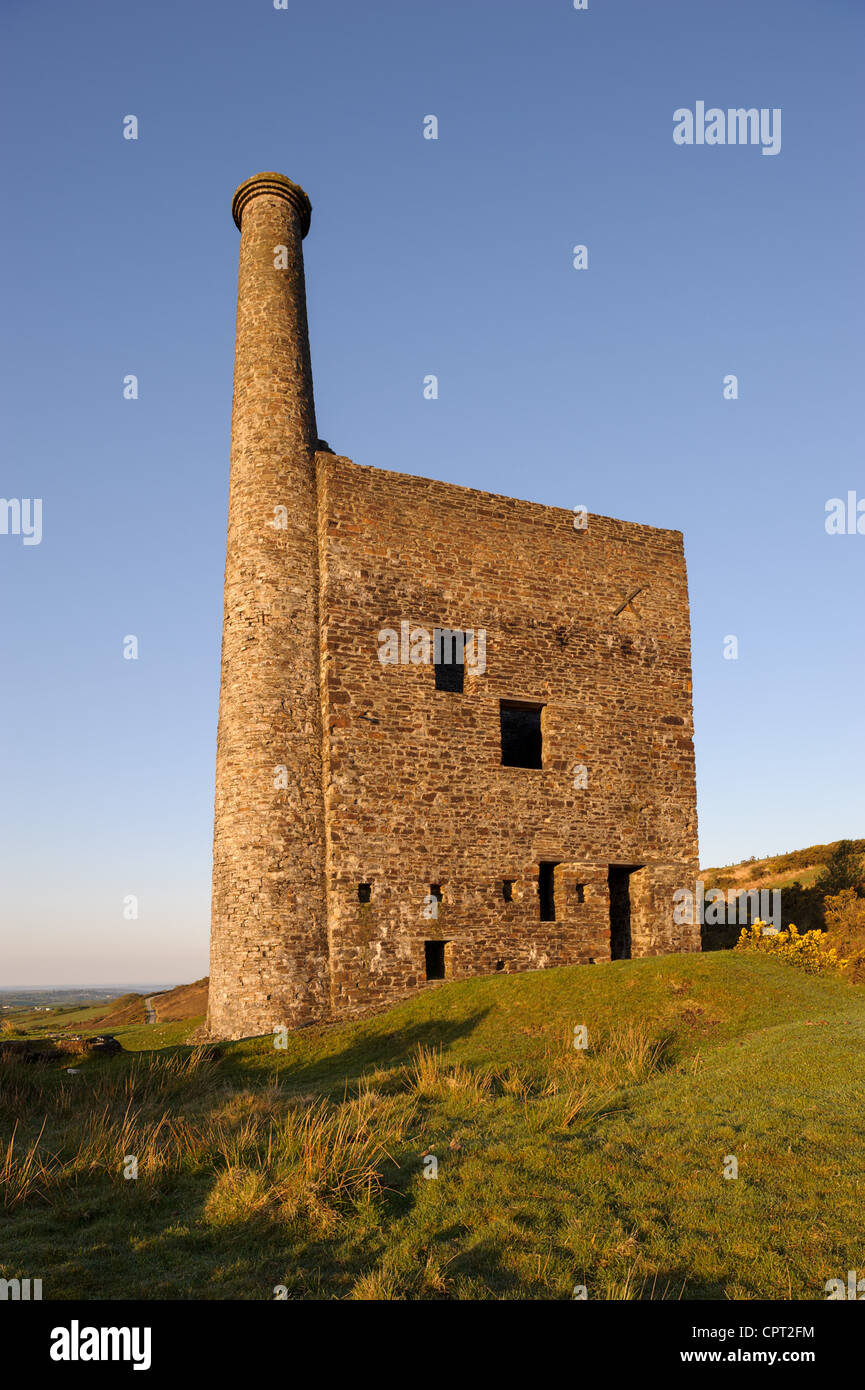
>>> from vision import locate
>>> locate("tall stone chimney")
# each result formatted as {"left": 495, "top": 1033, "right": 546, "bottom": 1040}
{"left": 206, "top": 173, "right": 330, "bottom": 1039}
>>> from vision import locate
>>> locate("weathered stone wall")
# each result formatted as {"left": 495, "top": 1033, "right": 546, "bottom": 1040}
{"left": 317, "top": 457, "right": 700, "bottom": 1017}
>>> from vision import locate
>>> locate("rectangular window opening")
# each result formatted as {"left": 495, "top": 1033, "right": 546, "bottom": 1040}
{"left": 500, "top": 701, "right": 543, "bottom": 768}
{"left": 424, "top": 940, "right": 447, "bottom": 981}
{"left": 433, "top": 629, "right": 470, "bottom": 693}
{"left": 575, "top": 882, "right": 585, "bottom": 905}
{"left": 502, "top": 880, "right": 514, "bottom": 903}
{"left": 357, "top": 883, "right": 371, "bottom": 904}
{"left": 539, "top": 862, "right": 559, "bottom": 921}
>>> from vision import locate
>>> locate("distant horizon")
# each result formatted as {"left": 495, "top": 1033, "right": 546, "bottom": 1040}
{"left": 0, "top": 982, "right": 190, "bottom": 994}
{"left": 4, "top": 830, "right": 863, "bottom": 990}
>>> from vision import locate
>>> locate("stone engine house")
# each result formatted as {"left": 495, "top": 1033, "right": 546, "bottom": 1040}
{"left": 206, "top": 171, "right": 700, "bottom": 1041}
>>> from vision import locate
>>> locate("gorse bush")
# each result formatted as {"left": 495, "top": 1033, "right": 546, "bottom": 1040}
{"left": 735, "top": 920, "right": 847, "bottom": 975}
{"left": 823, "top": 889, "right": 865, "bottom": 984}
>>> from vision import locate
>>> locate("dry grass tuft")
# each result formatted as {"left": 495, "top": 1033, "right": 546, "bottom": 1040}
{"left": 403, "top": 1045, "right": 494, "bottom": 1101}
{"left": 1, "top": 1121, "right": 57, "bottom": 1209}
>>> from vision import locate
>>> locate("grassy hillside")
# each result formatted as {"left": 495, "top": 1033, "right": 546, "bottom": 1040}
{"left": 702, "top": 837, "right": 865, "bottom": 891}
{"left": 150, "top": 978, "right": 208, "bottom": 1023}
{"left": 2, "top": 952, "right": 864, "bottom": 1301}
{"left": 2, "top": 997, "right": 140, "bottom": 1036}
{"left": 2, "top": 991, "right": 203, "bottom": 1052}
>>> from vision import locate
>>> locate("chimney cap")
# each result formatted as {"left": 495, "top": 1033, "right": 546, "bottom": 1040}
{"left": 231, "top": 172, "right": 312, "bottom": 237}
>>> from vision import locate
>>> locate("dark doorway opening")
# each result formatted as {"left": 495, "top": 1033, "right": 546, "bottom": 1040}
{"left": 424, "top": 940, "right": 447, "bottom": 980}
{"left": 539, "top": 862, "right": 559, "bottom": 921}
{"left": 502, "top": 880, "right": 514, "bottom": 903}
{"left": 608, "top": 865, "right": 642, "bottom": 960}
{"left": 500, "top": 702, "right": 543, "bottom": 768}
{"left": 357, "top": 883, "right": 371, "bottom": 903}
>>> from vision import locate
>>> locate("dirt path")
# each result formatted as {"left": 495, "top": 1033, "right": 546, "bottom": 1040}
{"left": 143, "top": 996, "right": 156, "bottom": 1025}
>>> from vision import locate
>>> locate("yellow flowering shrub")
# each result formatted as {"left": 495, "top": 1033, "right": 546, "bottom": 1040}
{"left": 823, "top": 889, "right": 865, "bottom": 983}
{"left": 735, "top": 920, "right": 848, "bottom": 975}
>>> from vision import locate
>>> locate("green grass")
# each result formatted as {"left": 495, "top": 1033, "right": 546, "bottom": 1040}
{"left": 2, "top": 954, "right": 864, "bottom": 1300}
{"left": 763, "top": 866, "right": 821, "bottom": 889}
{"left": 3, "top": 1001, "right": 121, "bottom": 1035}
{"left": 94, "top": 1019, "right": 204, "bottom": 1051}
{"left": 3, "top": 998, "right": 199, "bottom": 1052}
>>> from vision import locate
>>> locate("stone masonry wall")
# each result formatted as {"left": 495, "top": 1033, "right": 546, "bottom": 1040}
{"left": 317, "top": 456, "right": 700, "bottom": 1018}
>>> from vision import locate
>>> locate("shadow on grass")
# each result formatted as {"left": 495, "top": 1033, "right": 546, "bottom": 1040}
{"left": 231, "top": 1009, "right": 493, "bottom": 1095}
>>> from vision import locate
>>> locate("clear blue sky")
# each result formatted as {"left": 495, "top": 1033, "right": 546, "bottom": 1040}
{"left": 1, "top": 0, "right": 862, "bottom": 985}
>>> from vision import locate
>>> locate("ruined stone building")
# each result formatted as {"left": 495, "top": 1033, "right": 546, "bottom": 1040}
{"left": 206, "top": 171, "right": 700, "bottom": 1041}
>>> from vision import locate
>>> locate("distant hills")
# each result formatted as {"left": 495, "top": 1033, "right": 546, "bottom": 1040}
{"left": 97, "top": 979, "right": 209, "bottom": 1027}
{"left": 2, "top": 979, "right": 209, "bottom": 1049}
{"left": 0, "top": 984, "right": 182, "bottom": 1012}
{"left": 701, "top": 838, "right": 865, "bottom": 893}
